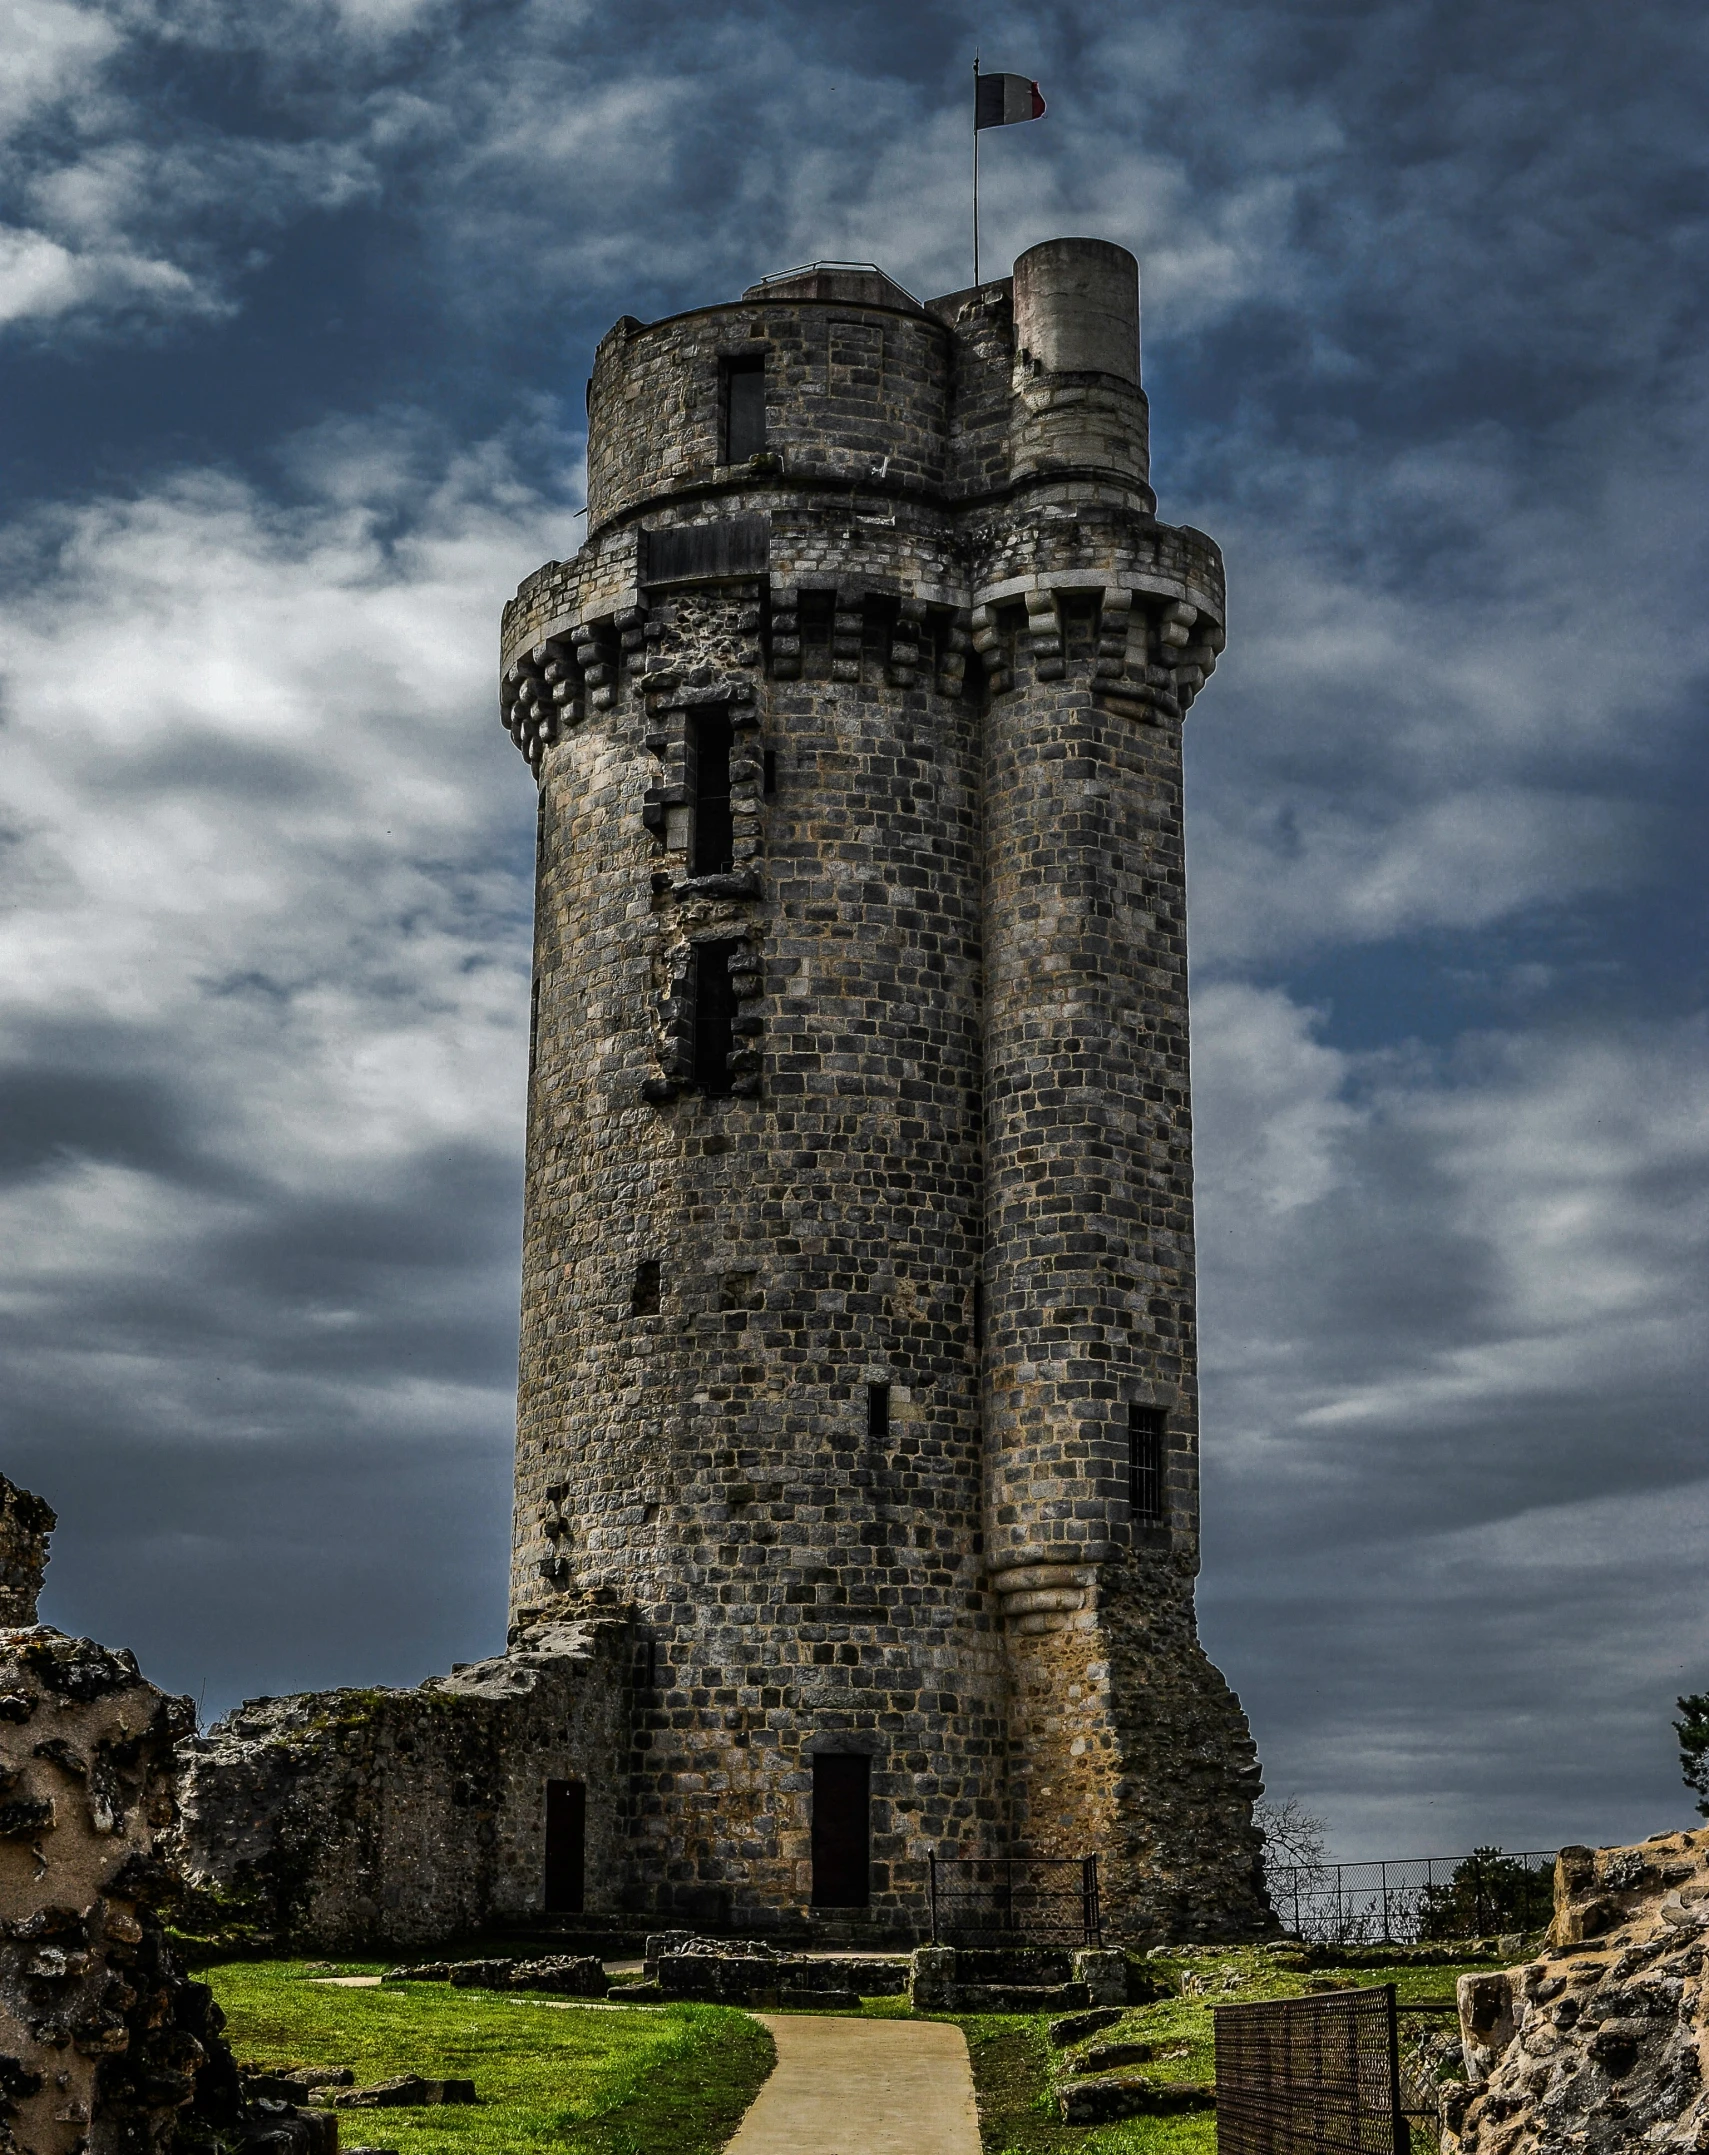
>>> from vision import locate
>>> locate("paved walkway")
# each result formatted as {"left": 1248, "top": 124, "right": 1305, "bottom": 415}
{"left": 725, "top": 2014, "right": 981, "bottom": 2155}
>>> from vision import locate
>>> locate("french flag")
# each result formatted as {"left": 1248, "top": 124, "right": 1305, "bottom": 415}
{"left": 975, "top": 72, "right": 1046, "bottom": 129}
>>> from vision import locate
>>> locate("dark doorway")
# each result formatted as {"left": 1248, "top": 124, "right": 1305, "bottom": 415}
{"left": 811, "top": 1753, "right": 871, "bottom": 1908}
{"left": 544, "top": 1778, "right": 585, "bottom": 1912}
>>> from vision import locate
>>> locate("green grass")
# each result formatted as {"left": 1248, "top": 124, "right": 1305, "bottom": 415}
{"left": 929, "top": 1946, "right": 1486, "bottom": 2153}
{"left": 209, "top": 1945, "right": 1484, "bottom": 2154}
{"left": 203, "top": 1962, "right": 773, "bottom": 2155}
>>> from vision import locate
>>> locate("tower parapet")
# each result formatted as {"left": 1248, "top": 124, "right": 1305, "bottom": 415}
{"left": 500, "top": 240, "right": 1270, "bottom": 1942}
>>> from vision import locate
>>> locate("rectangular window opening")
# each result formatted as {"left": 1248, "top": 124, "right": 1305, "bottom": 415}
{"left": 722, "top": 355, "right": 766, "bottom": 464}
{"left": 811, "top": 1753, "right": 870, "bottom": 1908}
{"left": 867, "top": 1381, "right": 891, "bottom": 1442}
{"left": 630, "top": 1259, "right": 661, "bottom": 1316}
{"left": 691, "top": 940, "right": 740, "bottom": 1096}
{"left": 972, "top": 1278, "right": 984, "bottom": 1352}
{"left": 689, "top": 708, "right": 735, "bottom": 878}
{"left": 1129, "top": 1403, "right": 1167, "bottom": 1526}
{"left": 762, "top": 748, "right": 777, "bottom": 797}
{"left": 543, "top": 1778, "right": 585, "bottom": 1913}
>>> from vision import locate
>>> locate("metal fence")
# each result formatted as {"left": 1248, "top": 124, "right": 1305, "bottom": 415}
{"left": 926, "top": 1853, "right": 1102, "bottom": 1948}
{"left": 1265, "top": 1850, "right": 1557, "bottom": 1946}
{"left": 1216, "top": 1984, "right": 1411, "bottom": 2154}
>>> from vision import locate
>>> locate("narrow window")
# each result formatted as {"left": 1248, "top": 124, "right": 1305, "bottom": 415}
{"left": 631, "top": 1259, "right": 661, "bottom": 1316}
{"left": 811, "top": 1753, "right": 870, "bottom": 1908}
{"left": 1129, "top": 1404, "right": 1167, "bottom": 1525}
{"left": 762, "top": 748, "right": 777, "bottom": 797}
{"left": 722, "top": 355, "right": 766, "bottom": 463}
{"left": 867, "top": 1381, "right": 891, "bottom": 1441}
{"left": 972, "top": 1278, "right": 984, "bottom": 1352}
{"left": 689, "top": 708, "right": 735, "bottom": 877}
{"left": 543, "top": 1778, "right": 585, "bottom": 1913}
{"left": 528, "top": 976, "right": 541, "bottom": 1065}
{"left": 691, "top": 940, "right": 739, "bottom": 1095}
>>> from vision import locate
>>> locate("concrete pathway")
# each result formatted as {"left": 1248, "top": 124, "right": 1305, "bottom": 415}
{"left": 725, "top": 2014, "right": 981, "bottom": 2155}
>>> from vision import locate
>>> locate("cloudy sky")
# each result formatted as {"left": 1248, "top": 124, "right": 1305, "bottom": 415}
{"left": 2, "top": 0, "right": 1704, "bottom": 1863}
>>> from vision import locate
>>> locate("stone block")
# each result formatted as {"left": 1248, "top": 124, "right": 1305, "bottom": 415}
{"left": 1058, "top": 2074, "right": 1214, "bottom": 2123}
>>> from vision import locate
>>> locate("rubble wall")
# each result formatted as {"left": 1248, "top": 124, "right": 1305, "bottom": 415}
{"left": 175, "top": 1613, "right": 634, "bottom": 1951}
{"left": 1444, "top": 1825, "right": 1709, "bottom": 2154}
{"left": 0, "top": 1624, "right": 241, "bottom": 2155}
{"left": 0, "top": 1475, "right": 54, "bottom": 1628}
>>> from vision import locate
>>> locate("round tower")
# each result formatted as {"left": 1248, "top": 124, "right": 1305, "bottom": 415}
{"left": 497, "top": 239, "right": 1270, "bottom": 1941}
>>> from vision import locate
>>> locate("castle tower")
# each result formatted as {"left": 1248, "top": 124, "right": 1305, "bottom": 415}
{"left": 498, "top": 239, "right": 1271, "bottom": 1941}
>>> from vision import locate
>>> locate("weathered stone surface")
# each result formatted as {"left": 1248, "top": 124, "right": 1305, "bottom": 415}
{"left": 174, "top": 1614, "right": 633, "bottom": 1950}
{"left": 324, "top": 2074, "right": 475, "bottom": 2108}
{"left": 1048, "top": 2005, "right": 1124, "bottom": 2046}
{"left": 0, "top": 1478, "right": 54, "bottom": 1629}
{"left": 1441, "top": 1826, "right": 1709, "bottom": 2153}
{"left": 1057, "top": 2073, "right": 1214, "bottom": 2123}
{"left": 0, "top": 1582, "right": 306, "bottom": 2155}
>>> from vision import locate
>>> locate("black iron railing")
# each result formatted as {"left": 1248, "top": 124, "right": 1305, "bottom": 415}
{"left": 1216, "top": 1984, "right": 1409, "bottom": 2155}
{"left": 927, "top": 1853, "right": 1102, "bottom": 1948}
{"left": 1265, "top": 1850, "right": 1557, "bottom": 1946}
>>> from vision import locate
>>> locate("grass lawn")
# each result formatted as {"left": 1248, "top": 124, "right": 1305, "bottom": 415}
{"left": 920, "top": 1947, "right": 1485, "bottom": 2154}
{"left": 208, "top": 1944, "right": 1483, "bottom": 2154}
{"left": 203, "top": 1962, "right": 773, "bottom": 2155}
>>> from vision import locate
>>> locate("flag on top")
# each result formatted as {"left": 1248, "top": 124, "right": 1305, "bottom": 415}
{"left": 975, "top": 72, "right": 1046, "bottom": 129}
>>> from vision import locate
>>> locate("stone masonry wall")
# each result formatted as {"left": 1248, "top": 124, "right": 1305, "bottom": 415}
{"left": 0, "top": 1474, "right": 54, "bottom": 1628}
{"left": 1443, "top": 1826, "right": 1709, "bottom": 2154}
{"left": 175, "top": 1612, "right": 633, "bottom": 1950}
{"left": 494, "top": 239, "right": 1271, "bottom": 1944}
{"left": 0, "top": 1620, "right": 232, "bottom": 2155}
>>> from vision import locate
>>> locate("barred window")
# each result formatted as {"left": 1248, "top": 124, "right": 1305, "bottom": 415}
{"left": 1129, "top": 1404, "right": 1167, "bottom": 1525}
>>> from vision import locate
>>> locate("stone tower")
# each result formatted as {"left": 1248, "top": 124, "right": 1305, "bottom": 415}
{"left": 498, "top": 238, "right": 1271, "bottom": 1943}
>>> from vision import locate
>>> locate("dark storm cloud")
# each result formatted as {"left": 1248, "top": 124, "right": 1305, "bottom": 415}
{"left": 0, "top": 0, "right": 1704, "bottom": 1853}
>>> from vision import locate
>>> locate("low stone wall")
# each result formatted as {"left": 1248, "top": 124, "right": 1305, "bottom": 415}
{"left": 1443, "top": 1825, "right": 1709, "bottom": 2153}
{"left": 174, "top": 1610, "right": 634, "bottom": 1950}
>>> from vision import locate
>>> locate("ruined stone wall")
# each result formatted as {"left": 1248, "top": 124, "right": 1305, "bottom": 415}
{"left": 0, "top": 1623, "right": 235, "bottom": 2155}
{"left": 0, "top": 1474, "right": 54, "bottom": 1628}
{"left": 175, "top": 1613, "right": 633, "bottom": 1951}
{"left": 496, "top": 239, "right": 1269, "bottom": 1943}
{"left": 1444, "top": 1826, "right": 1709, "bottom": 2154}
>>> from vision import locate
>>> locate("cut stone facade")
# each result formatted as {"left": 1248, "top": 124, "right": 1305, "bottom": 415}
{"left": 500, "top": 237, "right": 1271, "bottom": 1942}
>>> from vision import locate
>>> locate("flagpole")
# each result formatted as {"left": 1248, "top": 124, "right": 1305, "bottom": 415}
{"left": 972, "top": 51, "right": 980, "bottom": 287}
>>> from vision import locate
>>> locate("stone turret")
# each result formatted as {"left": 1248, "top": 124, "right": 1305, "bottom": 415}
{"left": 499, "top": 238, "right": 1270, "bottom": 1942}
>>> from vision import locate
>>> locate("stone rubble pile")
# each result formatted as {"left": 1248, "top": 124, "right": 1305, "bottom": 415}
{"left": 1444, "top": 1825, "right": 1709, "bottom": 2153}
{"left": 381, "top": 1953, "right": 608, "bottom": 1997}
